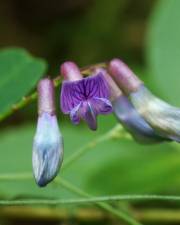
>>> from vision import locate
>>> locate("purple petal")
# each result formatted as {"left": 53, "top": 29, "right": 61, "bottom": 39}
{"left": 91, "top": 97, "right": 113, "bottom": 115}
{"left": 60, "top": 72, "right": 110, "bottom": 113}
{"left": 82, "top": 102, "right": 97, "bottom": 130}
{"left": 60, "top": 81, "right": 82, "bottom": 113}
{"left": 69, "top": 101, "right": 97, "bottom": 130}
{"left": 70, "top": 103, "right": 81, "bottom": 124}
{"left": 86, "top": 72, "right": 110, "bottom": 99}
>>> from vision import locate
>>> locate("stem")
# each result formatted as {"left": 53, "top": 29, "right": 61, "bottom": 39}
{"left": 56, "top": 178, "right": 142, "bottom": 225}
{"left": 0, "top": 172, "right": 141, "bottom": 225}
{"left": 0, "top": 63, "right": 106, "bottom": 123}
{"left": 0, "top": 177, "right": 179, "bottom": 206}
{"left": 0, "top": 92, "right": 37, "bottom": 122}
{"left": 3, "top": 173, "right": 180, "bottom": 223}
{"left": 0, "top": 172, "right": 32, "bottom": 180}
{"left": 0, "top": 127, "right": 134, "bottom": 225}
{"left": 63, "top": 125, "right": 130, "bottom": 169}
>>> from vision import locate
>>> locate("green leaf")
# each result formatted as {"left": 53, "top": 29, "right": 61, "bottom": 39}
{"left": 146, "top": 0, "right": 180, "bottom": 105}
{"left": 0, "top": 116, "right": 180, "bottom": 200}
{"left": 0, "top": 48, "right": 47, "bottom": 116}
{"left": 0, "top": 115, "right": 117, "bottom": 199}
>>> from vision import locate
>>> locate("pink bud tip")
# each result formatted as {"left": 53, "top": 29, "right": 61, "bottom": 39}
{"left": 60, "top": 61, "right": 82, "bottom": 81}
{"left": 38, "top": 78, "right": 55, "bottom": 115}
{"left": 108, "top": 58, "right": 142, "bottom": 94}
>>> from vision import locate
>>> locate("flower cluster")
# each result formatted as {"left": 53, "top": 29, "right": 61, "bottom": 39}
{"left": 33, "top": 58, "right": 180, "bottom": 187}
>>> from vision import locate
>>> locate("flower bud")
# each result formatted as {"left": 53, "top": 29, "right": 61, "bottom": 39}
{"left": 113, "top": 95, "right": 167, "bottom": 143}
{"left": 33, "top": 78, "right": 64, "bottom": 187}
{"left": 108, "top": 58, "right": 180, "bottom": 142}
{"left": 130, "top": 85, "right": 180, "bottom": 142}
{"left": 108, "top": 58, "right": 142, "bottom": 95}
{"left": 61, "top": 61, "right": 82, "bottom": 81}
{"left": 99, "top": 68, "right": 165, "bottom": 143}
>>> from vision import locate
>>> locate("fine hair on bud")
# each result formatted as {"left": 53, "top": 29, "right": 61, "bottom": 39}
{"left": 32, "top": 78, "right": 64, "bottom": 187}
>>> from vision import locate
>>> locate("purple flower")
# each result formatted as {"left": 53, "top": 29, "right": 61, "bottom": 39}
{"left": 60, "top": 62, "right": 112, "bottom": 130}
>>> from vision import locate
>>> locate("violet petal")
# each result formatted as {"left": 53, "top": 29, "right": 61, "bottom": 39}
{"left": 70, "top": 103, "right": 81, "bottom": 124}
{"left": 82, "top": 102, "right": 97, "bottom": 130}
{"left": 91, "top": 97, "right": 113, "bottom": 114}
{"left": 70, "top": 101, "right": 97, "bottom": 130}
{"left": 60, "top": 72, "right": 110, "bottom": 113}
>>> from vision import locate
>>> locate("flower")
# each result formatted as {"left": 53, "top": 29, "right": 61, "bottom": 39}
{"left": 60, "top": 61, "right": 112, "bottom": 130}
{"left": 113, "top": 95, "right": 167, "bottom": 143}
{"left": 108, "top": 58, "right": 180, "bottom": 142}
{"left": 99, "top": 68, "right": 165, "bottom": 143}
{"left": 32, "top": 78, "right": 64, "bottom": 187}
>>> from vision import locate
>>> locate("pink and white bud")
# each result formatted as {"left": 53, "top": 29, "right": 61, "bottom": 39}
{"left": 33, "top": 78, "right": 64, "bottom": 187}
{"left": 108, "top": 58, "right": 142, "bottom": 95}
{"left": 60, "top": 61, "right": 82, "bottom": 81}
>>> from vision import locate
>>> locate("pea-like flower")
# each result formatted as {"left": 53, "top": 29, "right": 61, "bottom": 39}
{"left": 109, "top": 58, "right": 180, "bottom": 142}
{"left": 32, "top": 78, "right": 64, "bottom": 187}
{"left": 60, "top": 61, "right": 112, "bottom": 130}
{"left": 98, "top": 68, "right": 165, "bottom": 143}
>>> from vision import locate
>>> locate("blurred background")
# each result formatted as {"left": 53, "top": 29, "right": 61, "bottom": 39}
{"left": 1, "top": 0, "right": 180, "bottom": 224}
{"left": 0, "top": 0, "right": 155, "bottom": 71}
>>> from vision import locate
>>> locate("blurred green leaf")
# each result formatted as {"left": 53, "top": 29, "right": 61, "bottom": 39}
{"left": 0, "top": 115, "right": 116, "bottom": 199}
{"left": 0, "top": 115, "right": 180, "bottom": 200}
{"left": 146, "top": 0, "right": 180, "bottom": 105}
{"left": 0, "top": 48, "right": 47, "bottom": 116}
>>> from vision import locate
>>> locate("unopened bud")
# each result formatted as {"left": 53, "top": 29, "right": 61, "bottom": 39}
{"left": 108, "top": 58, "right": 142, "bottom": 95}
{"left": 33, "top": 78, "right": 64, "bottom": 187}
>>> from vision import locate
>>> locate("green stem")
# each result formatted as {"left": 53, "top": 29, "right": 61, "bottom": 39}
{"left": 3, "top": 172, "right": 180, "bottom": 223}
{"left": 60, "top": 126, "right": 136, "bottom": 225}
{"left": 0, "top": 188, "right": 179, "bottom": 206}
{"left": 0, "top": 92, "right": 37, "bottom": 122}
{"left": 0, "top": 127, "right": 134, "bottom": 225}
{"left": 0, "top": 63, "right": 106, "bottom": 123}
{"left": 62, "top": 125, "right": 130, "bottom": 169}
{"left": 0, "top": 172, "right": 32, "bottom": 180}
{"left": 56, "top": 178, "right": 142, "bottom": 225}
{"left": 0, "top": 172, "right": 141, "bottom": 225}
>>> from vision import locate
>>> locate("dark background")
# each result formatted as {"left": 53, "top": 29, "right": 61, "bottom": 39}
{"left": 0, "top": 0, "right": 156, "bottom": 73}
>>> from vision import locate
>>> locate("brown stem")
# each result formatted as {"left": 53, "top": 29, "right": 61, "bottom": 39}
{"left": 0, "top": 62, "right": 107, "bottom": 123}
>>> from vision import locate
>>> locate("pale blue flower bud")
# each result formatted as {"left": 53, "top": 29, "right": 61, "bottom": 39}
{"left": 108, "top": 58, "right": 180, "bottom": 142}
{"left": 98, "top": 68, "right": 165, "bottom": 143}
{"left": 113, "top": 95, "right": 167, "bottom": 143}
{"left": 32, "top": 78, "right": 63, "bottom": 187}
{"left": 130, "top": 85, "right": 180, "bottom": 142}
